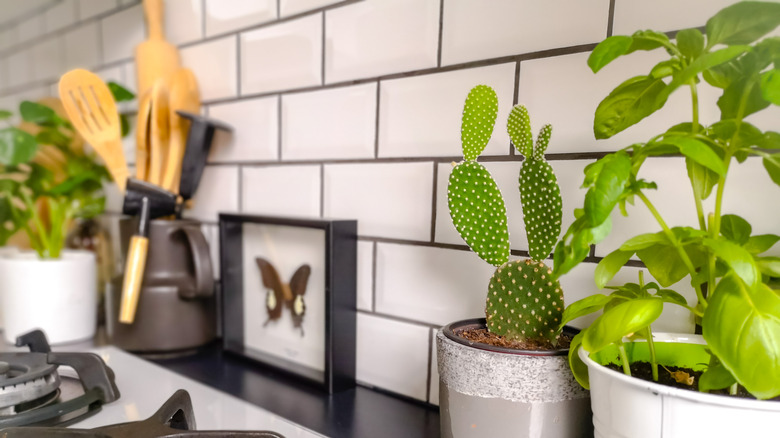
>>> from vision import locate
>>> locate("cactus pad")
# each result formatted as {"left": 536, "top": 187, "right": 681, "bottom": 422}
{"left": 461, "top": 85, "right": 499, "bottom": 161}
{"left": 520, "top": 159, "right": 562, "bottom": 261}
{"left": 448, "top": 161, "right": 510, "bottom": 267}
{"left": 507, "top": 105, "right": 533, "bottom": 157}
{"left": 486, "top": 259, "right": 564, "bottom": 344}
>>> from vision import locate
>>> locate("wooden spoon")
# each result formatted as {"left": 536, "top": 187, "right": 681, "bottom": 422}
{"left": 145, "top": 79, "right": 170, "bottom": 186}
{"left": 162, "top": 68, "right": 200, "bottom": 193}
{"left": 135, "top": 90, "right": 151, "bottom": 181}
{"left": 134, "top": 0, "right": 180, "bottom": 99}
{"left": 58, "top": 69, "right": 129, "bottom": 192}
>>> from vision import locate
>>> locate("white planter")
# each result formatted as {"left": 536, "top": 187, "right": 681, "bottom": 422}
{"left": 0, "top": 246, "right": 19, "bottom": 330}
{"left": 0, "top": 250, "right": 97, "bottom": 344}
{"left": 581, "top": 333, "right": 780, "bottom": 438}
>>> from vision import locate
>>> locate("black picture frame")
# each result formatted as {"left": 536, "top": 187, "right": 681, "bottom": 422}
{"left": 219, "top": 213, "right": 357, "bottom": 393}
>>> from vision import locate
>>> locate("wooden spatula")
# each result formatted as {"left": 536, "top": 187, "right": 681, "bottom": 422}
{"left": 145, "top": 78, "right": 170, "bottom": 186}
{"left": 58, "top": 69, "right": 129, "bottom": 192}
{"left": 135, "top": 0, "right": 180, "bottom": 99}
{"left": 135, "top": 90, "right": 152, "bottom": 181}
{"left": 162, "top": 68, "right": 200, "bottom": 193}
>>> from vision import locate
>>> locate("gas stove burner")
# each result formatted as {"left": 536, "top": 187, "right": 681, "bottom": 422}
{"left": 0, "top": 389, "right": 286, "bottom": 437}
{"left": 0, "top": 330, "right": 120, "bottom": 428}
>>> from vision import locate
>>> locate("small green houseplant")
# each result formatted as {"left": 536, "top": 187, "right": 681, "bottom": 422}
{"left": 436, "top": 85, "right": 590, "bottom": 438}
{"left": 553, "top": 0, "right": 780, "bottom": 409}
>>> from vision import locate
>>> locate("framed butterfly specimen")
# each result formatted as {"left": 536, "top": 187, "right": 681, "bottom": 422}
{"left": 219, "top": 214, "right": 357, "bottom": 394}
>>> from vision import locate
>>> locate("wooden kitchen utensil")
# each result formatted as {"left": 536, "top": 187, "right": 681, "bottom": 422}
{"left": 162, "top": 68, "right": 200, "bottom": 193}
{"left": 135, "top": 90, "right": 151, "bottom": 181}
{"left": 145, "top": 79, "right": 171, "bottom": 186}
{"left": 135, "top": 0, "right": 180, "bottom": 99}
{"left": 58, "top": 69, "right": 129, "bottom": 192}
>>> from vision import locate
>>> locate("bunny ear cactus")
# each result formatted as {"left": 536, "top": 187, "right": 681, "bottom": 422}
{"left": 448, "top": 86, "right": 565, "bottom": 345}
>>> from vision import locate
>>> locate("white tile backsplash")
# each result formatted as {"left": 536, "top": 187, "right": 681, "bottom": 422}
{"left": 45, "top": 0, "right": 77, "bottom": 33}
{"left": 164, "top": 0, "right": 203, "bottom": 45}
{"left": 32, "top": 38, "right": 63, "bottom": 83}
{"left": 180, "top": 36, "right": 238, "bottom": 101}
{"left": 208, "top": 96, "right": 279, "bottom": 162}
{"left": 378, "top": 63, "right": 516, "bottom": 158}
{"left": 6, "top": 50, "right": 32, "bottom": 89}
{"left": 324, "top": 0, "right": 439, "bottom": 83}
{"left": 441, "top": 0, "right": 610, "bottom": 66}
{"left": 356, "top": 313, "right": 430, "bottom": 401}
{"left": 241, "top": 165, "right": 321, "bottom": 217}
{"left": 613, "top": 0, "right": 741, "bottom": 35}
{"left": 282, "top": 83, "right": 376, "bottom": 160}
{"left": 64, "top": 23, "right": 100, "bottom": 70}
{"left": 182, "top": 166, "right": 240, "bottom": 221}
{"left": 78, "top": 0, "right": 117, "bottom": 20}
{"left": 375, "top": 242, "right": 495, "bottom": 325}
{"left": 323, "top": 162, "right": 433, "bottom": 241}
{"left": 280, "top": 0, "right": 344, "bottom": 17}
{"left": 240, "top": 14, "right": 322, "bottom": 95}
{"left": 101, "top": 4, "right": 144, "bottom": 64}
{"left": 205, "top": 0, "right": 276, "bottom": 37}
{"left": 17, "top": 15, "right": 44, "bottom": 43}
{"left": 357, "top": 241, "right": 374, "bottom": 312}
{"left": 0, "top": 28, "right": 17, "bottom": 52}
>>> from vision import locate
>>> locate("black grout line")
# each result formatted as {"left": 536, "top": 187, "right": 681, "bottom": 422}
{"left": 607, "top": 0, "right": 616, "bottom": 38}
{"left": 373, "top": 80, "right": 380, "bottom": 158}
{"left": 429, "top": 162, "right": 438, "bottom": 243}
{"left": 510, "top": 61, "right": 521, "bottom": 155}
{"left": 357, "top": 309, "right": 443, "bottom": 331}
{"left": 371, "top": 241, "right": 377, "bottom": 312}
{"left": 425, "top": 327, "right": 435, "bottom": 404}
{"left": 436, "top": 0, "right": 444, "bottom": 68}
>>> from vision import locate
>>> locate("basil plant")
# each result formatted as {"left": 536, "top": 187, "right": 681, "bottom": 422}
{"left": 554, "top": 1, "right": 780, "bottom": 400}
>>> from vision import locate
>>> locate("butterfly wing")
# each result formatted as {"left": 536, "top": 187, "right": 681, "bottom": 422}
{"left": 288, "top": 264, "right": 311, "bottom": 336}
{"left": 255, "top": 257, "right": 284, "bottom": 322}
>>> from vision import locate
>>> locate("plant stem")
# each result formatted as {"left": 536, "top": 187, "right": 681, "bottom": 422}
{"left": 637, "top": 191, "right": 708, "bottom": 308}
{"left": 20, "top": 191, "right": 50, "bottom": 258}
{"left": 644, "top": 327, "right": 659, "bottom": 382}
{"left": 618, "top": 342, "right": 632, "bottom": 376}
{"left": 730, "top": 383, "right": 738, "bottom": 396}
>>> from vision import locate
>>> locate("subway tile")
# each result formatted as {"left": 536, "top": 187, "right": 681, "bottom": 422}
{"left": 63, "top": 23, "right": 100, "bottom": 70}
{"left": 180, "top": 36, "right": 238, "bottom": 101}
{"left": 119, "top": 0, "right": 139, "bottom": 6}
{"left": 17, "top": 15, "right": 44, "bottom": 43}
{"left": 93, "top": 66, "right": 124, "bottom": 92}
{"left": 441, "top": 0, "right": 609, "bottom": 66}
{"left": 78, "top": 0, "right": 118, "bottom": 20}
{"left": 378, "top": 63, "right": 515, "bottom": 158}
{"left": 208, "top": 95, "right": 278, "bottom": 162}
{"left": 101, "top": 5, "right": 145, "bottom": 64}
{"left": 6, "top": 51, "right": 31, "bottom": 89}
{"left": 121, "top": 115, "right": 137, "bottom": 165}
{"left": 613, "top": 0, "right": 739, "bottom": 35}
{"left": 0, "top": 60, "right": 6, "bottom": 92}
{"left": 280, "top": 0, "right": 344, "bottom": 17}
{"left": 200, "top": 224, "right": 220, "bottom": 279}
{"left": 31, "top": 38, "right": 64, "bottom": 83}
{"left": 595, "top": 157, "right": 701, "bottom": 257}
{"left": 241, "top": 165, "right": 321, "bottom": 217}
{"left": 323, "top": 162, "right": 433, "bottom": 241}
{"left": 357, "top": 241, "right": 373, "bottom": 312}
{"left": 518, "top": 51, "right": 721, "bottom": 153}
{"left": 356, "top": 313, "right": 430, "bottom": 401}
{"left": 374, "top": 242, "right": 495, "bottom": 326}
{"left": 282, "top": 83, "right": 376, "bottom": 160}
{"left": 429, "top": 328, "right": 439, "bottom": 405}
{"left": 45, "top": 0, "right": 77, "bottom": 33}
{"left": 324, "top": 0, "right": 439, "bottom": 83}
{"left": 0, "top": 28, "right": 17, "bottom": 52}
{"left": 205, "top": 0, "right": 276, "bottom": 37}
{"left": 182, "top": 166, "right": 239, "bottom": 221}
{"left": 240, "top": 14, "right": 322, "bottom": 95}
{"left": 164, "top": 0, "right": 203, "bottom": 46}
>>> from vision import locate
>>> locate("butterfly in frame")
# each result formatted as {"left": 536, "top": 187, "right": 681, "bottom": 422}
{"left": 255, "top": 257, "right": 311, "bottom": 337}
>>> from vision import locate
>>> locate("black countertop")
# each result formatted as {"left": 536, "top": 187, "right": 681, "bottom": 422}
{"left": 149, "top": 342, "right": 441, "bottom": 438}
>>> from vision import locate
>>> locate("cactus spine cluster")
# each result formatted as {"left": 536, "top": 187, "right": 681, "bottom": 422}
{"left": 448, "top": 85, "right": 564, "bottom": 345}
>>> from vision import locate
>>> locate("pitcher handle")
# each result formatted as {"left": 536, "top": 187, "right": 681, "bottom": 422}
{"left": 178, "top": 226, "right": 214, "bottom": 299}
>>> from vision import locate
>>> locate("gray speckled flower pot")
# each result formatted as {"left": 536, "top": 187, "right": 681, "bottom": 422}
{"left": 437, "top": 318, "right": 592, "bottom": 438}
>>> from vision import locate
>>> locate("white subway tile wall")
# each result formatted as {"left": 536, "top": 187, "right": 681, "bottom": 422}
{"left": 0, "top": 0, "right": 771, "bottom": 404}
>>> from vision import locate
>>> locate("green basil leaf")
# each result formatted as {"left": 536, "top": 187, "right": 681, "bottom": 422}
{"left": 0, "top": 128, "right": 37, "bottom": 166}
{"left": 560, "top": 294, "right": 612, "bottom": 328}
{"left": 19, "top": 101, "right": 56, "bottom": 125}
{"left": 677, "top": 28, "right": 705, "bottom": 59}
{"left": 703, "top": 274, "right": 780, "bottom": 399}
{"left": 656, "top": 289, "right": 689, "bottom": 307}
{"left": 637, "top": 244, "right": 691, "bottom": 287}
{"left": 662, "top": 136, "right": 726, "bottom": 175}
{"left": 582, "top": 298, "right": 664, "bottom": 353}
{"left": 757, "top": 256, "right": 780, "bottom": 277}
{"left": 719, "top": 76, "right": 771, "bottom": 120}
{"left": 568, "top": 332, "right": 590, "bottom": 389}
{"left": 706, "top": 2, "right": 780, "bottom": 47}
{"left": 702, "top": 237, "right": 760, "bottom": 287}
{"left": 686, "top": 158, "right": 718, "bottom": 200}
{"left": 703, "top": 61, "right": 740, "bottom": 89}
{"left": 745, "top": 234, "right": 780, "bottom": 254}
{"left": 699, "top": 357, "right": 737, "bottom": 392}
{"left": 584, "top": 151, "right": 632, "bottom": 226}
{"left": 762, "top": 154, "right": 780, "bottom": 186}
{"left": 107, "top": 81, "right": 135, "bottom": 102}
{"left": 720, "top": 214, "right": 752, "bottom": 245}
{"left": 761, "top": 69, "right": 780, "bottom": 105}
{"left": 588, "top": 36, "right": 633, "bottom": 73}
{"left": 594, "top": 76, "right": 667, "bottom": 139}
{"left": 620, "top": 232, "right": 666, "bottom": 252}
{"left": 628, "top": 30, "right": 671, "bottom": 52}
{"left": 595, "top": 250, "right": 634, "bottom": 288}
{"left": 757, "top": 132, "right": 780, "bottom": 149}
{"left": 659, "top": 46, "right": 750, "bottom": 107}
{"left": 0, "top": 110, "right": 12, "bottom": 120}
{"left": 649, "top": 59, "right": 680, "bottom": 79}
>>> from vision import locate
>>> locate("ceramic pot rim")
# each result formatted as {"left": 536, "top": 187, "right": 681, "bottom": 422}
{"left": 580, "top": 333, "right": 780, "bottom": 411}
{"left": 0, "top": 249, "right": 95, "bottom": 263}
{"left": 442, "top": 318, "right": 577, "bottom": 357}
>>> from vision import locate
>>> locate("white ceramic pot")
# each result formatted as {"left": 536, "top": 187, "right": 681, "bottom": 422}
{"left": 581, "top": 333, "right": 780, "bottom": 438}
{"left": 0, "top": 246, "right": 19, "bottom": 330}
{"left": 0, "top": 250, "right": 97, "bottom": 344}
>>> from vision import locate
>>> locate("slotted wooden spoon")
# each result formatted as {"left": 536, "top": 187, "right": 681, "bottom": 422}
{"left": 58, "top": 69, "right": 129, "bottom": 192}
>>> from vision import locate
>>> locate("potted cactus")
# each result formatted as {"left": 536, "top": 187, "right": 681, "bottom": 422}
{"left": 436, "top": 85, "right": 591, "bottom": 438}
